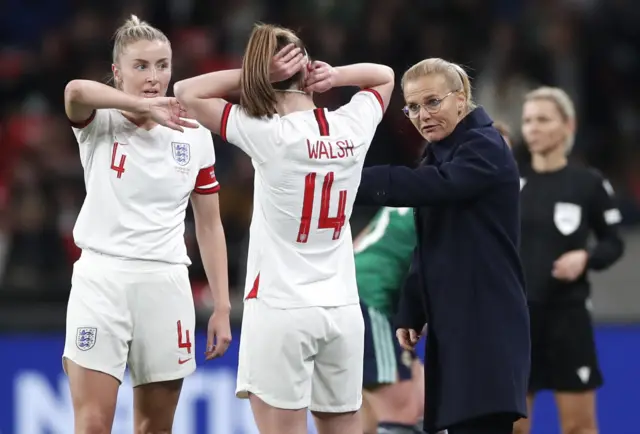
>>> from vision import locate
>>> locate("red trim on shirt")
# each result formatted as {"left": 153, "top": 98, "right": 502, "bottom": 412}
{"left": 360, "top": 88, "right": 385, "bottom": 112}
{"left": 313, "top": 108, "right": 330, "bottom": 136}
{"left": 69, "top": 110, "right": 96, "bottom": 129}
{"left": 220, "top": 103, "right": 233, "bottom": 141}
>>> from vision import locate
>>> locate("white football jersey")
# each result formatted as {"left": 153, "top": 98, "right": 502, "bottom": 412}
{"left": 71, "top": 109, "right": 220, "bottom": 265}
{"left": 221, "top": 89, "right": 385, "bottom": 308}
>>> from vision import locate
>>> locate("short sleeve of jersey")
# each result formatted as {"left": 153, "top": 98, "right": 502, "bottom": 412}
{"left": 219, "top": 103, "right": 279, "bottom": 164}
{"left": 194, "top": 125, "right": 220, "bottom": 195}
{"left": 70, "top": 109, "right": 110, "bottom": 146}
{"left": 334, "top": 89, "right": 385, "bottom": 140}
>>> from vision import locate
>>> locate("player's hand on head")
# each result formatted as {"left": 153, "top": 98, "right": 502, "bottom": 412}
{"left": 204, "top": 310, "right": 232, "bottom": 360}
{"left": 270, "top": 43, "right": 308, "bottom": 83}
{"left": 396, "top": 327, "right": 422, "bottom": 351}
{"left": 147, "top": 97, "right": 199, "bottom": 132}
{"left": 304, "top": 61, "right": 336, "bottom": 94}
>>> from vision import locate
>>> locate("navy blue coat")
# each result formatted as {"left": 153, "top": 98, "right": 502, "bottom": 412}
{"left": 355, "top": 108, "right": 530, "bottom": 432}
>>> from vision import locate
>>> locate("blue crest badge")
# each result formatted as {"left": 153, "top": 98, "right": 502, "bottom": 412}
{"left": 172, "top": 142, "right": 191, "bottom": 166}
{"left": 76, "top": 327, "right": 97, "bottom": 351}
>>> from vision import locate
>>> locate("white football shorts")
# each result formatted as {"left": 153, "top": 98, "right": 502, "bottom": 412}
{"left": 236, "top": 298, "right": 364, "bottom": 413}
{"left": 63, "top": 250, "right": 196, "bottom": 386}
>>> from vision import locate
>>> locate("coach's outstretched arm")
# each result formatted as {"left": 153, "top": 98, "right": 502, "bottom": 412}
{"left": 64, "top": 79, "right": 197, "bottom": 132}
{"left": 355, "top": 131, "right": 512, "bottom": 207}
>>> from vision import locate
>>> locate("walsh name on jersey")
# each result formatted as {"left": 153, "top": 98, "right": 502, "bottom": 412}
{"left": 306, "top": 139, "right": 355, "bottom": 160}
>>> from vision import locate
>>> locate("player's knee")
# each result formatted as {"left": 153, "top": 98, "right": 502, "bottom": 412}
{"left": 135, "top": 416, "right": 174, "bottom": 434}
{"left": 373, "top": 382, "right": 421, "bottom": 422}
{"left": 560, "top": 413, "right": 598, "bottom": 434}
{"left": 75, "top": 409, "right": 111, "bottom": 434}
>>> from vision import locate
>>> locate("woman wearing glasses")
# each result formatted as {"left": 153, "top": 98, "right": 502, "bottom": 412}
{"left": 355, "top": 58, "right": 529, "bottom": 434}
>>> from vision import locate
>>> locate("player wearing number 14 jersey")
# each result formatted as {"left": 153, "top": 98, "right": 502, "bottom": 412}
{"left": 175, "top": 24, "right": 394, "bottom": 434}
{"left": 61, "top": 16, "right": 231, "bottom": 434}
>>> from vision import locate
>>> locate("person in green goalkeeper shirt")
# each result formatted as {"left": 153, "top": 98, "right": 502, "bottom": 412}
{"left": 355, "top": 206, "right": 424, "bottom": 434}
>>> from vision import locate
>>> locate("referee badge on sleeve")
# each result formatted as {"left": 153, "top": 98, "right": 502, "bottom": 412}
{"left": 554, "top": 202, "right": 582, "bottom": 235}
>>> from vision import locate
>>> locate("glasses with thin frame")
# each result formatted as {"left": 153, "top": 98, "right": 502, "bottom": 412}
{"left": 402, "top": 90, "right": 459, "bottom": 118}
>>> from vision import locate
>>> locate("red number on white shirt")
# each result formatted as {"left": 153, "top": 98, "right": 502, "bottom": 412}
{"left": 297, "top": 172, "right": 347, "bottom": 243}
{"left": 177, "top": 320, "right": 192, "bottom": 354}
{"left": 110, "top": 142, "right": 126, "bottom": 179}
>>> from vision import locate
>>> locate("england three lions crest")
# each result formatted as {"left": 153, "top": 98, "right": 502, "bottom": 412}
{"left": 76, "top": 327, "right": 97, "bottom": 351}
{"left": 172, "top": 142, "right": 191, "bottom": 166}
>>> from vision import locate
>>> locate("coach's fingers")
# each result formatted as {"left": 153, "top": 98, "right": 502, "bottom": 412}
{"left": 396, "top": 328, "right": 414, "bottom": 351}
{"left": 409, "top": 329, "right": 419, "bottom": 345}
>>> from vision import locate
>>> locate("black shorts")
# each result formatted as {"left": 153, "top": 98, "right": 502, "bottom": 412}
{"left": 361, "top": 302, "right": 416, "bottom": 389}
{"left": 529, "top": 301, "right": 603, "bottom": 393}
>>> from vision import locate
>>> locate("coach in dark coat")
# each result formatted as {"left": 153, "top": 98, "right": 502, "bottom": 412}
{"left": 355, "top": 58, "right": 530, "bottom": 434}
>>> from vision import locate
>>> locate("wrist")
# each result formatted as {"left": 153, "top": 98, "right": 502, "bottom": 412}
{"left": 134, "top": 97, "right": 151, "bottom": 116}
{"left": 214, "top": 304, "right": 232, "bottom": 314}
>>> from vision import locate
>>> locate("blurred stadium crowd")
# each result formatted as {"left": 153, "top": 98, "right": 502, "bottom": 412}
{"left": 0, "top": 0, "right": 638, "bottom": 321}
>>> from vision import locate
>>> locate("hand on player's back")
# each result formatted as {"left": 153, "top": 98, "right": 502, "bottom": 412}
{"left": 304, "top": 61, "right": 336, "bottom": 94}
{"left": 147, "top": 97, "right": 199, "bottom": 132}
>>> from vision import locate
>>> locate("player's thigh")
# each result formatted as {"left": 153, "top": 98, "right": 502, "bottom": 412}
{"left": 128, "top": 265, "right": 196, "bottom": 387}
{"left": 133, "top": 379, "right": 184, "bottom": 433}
{"left": 249, "top": 393, "right": 309, "bottom": 434}
{"left": 237, "top": 299, "right": 317, "bottom": 410}
{"left": 65, "top": 359, "right": 120, "bottom": 434}
{"left": 547, "top": 303, "right": 603, "bottom": 393}
{"left": 361, "top": 392, "right": 378, "bottom": 434}
{"left": 311, "top": 304, "right": 365, "bottom": 414}
{"left": 63, "top": 258, "right": 132, "bottom": 384}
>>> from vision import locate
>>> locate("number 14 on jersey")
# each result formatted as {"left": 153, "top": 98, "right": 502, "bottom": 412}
{"left": 297, "top": 171, "right": 347, "bottom": 243}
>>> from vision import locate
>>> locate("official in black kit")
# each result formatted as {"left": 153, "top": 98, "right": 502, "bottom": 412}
{"left": 356, "top": 57, "right": 530, "bottom": 434}
{"left": 513, "top": 87, "right": 625, "bottom": 434}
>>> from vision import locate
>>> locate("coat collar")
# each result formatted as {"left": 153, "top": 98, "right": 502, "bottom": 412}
{"left": 426, "top": 107, "right": 493, "bottom": 163}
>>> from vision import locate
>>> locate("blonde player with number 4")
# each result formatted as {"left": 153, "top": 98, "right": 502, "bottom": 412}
{"left": 62, "top": 15, "right": 232, "bottom": 434}
{"left": 174, "top": 23, "right": 394, "bottom": 434}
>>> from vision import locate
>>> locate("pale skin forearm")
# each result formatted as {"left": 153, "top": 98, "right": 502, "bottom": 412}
{"left": 64, "top": 80, "right": 150, "bottom": 121}
{"left": 196, "top": 223, "right": 231, "bottom": 312}
{"left": 332, "top": 63, "right": 395, "bottom": 89}
{"left": 174, "top": 69, "right": 242, "bottom": 101}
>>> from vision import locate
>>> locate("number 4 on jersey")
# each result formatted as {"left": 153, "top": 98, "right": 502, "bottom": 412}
{"left": 111, "top": 142, "right": 126, "bottom": 178}
{"left": 297, "top": 171, "right": 347, "bottom": 243}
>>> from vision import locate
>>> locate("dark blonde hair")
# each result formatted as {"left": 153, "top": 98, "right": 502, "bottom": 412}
{"left": 402, "top": 58, "right": 476, "bottom": 113}
{"left": 240, "top": 23, "right": 306, "bottom": 118}
{"left": 524, "top": 86, "right": 576, "bottom": 152}
{"left": 112, "top": 15, "right": 170, "bottom": 89}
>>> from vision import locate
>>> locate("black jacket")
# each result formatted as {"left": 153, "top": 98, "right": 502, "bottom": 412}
{"left": 355, "top": 107, "right": 530, "bottom": 431}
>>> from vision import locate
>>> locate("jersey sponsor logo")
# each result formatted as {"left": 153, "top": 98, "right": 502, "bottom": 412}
{"left": 178, "top": 357, "right": 192, "bottom": 365}
{"left": 171, "top": 142, "right": 191, "bottom": 166}
{"left": 553, "top": 202, "right": 582, "bottom": 235}
{"left": 75, "top": 327, "right": 97, "bottom": 351}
